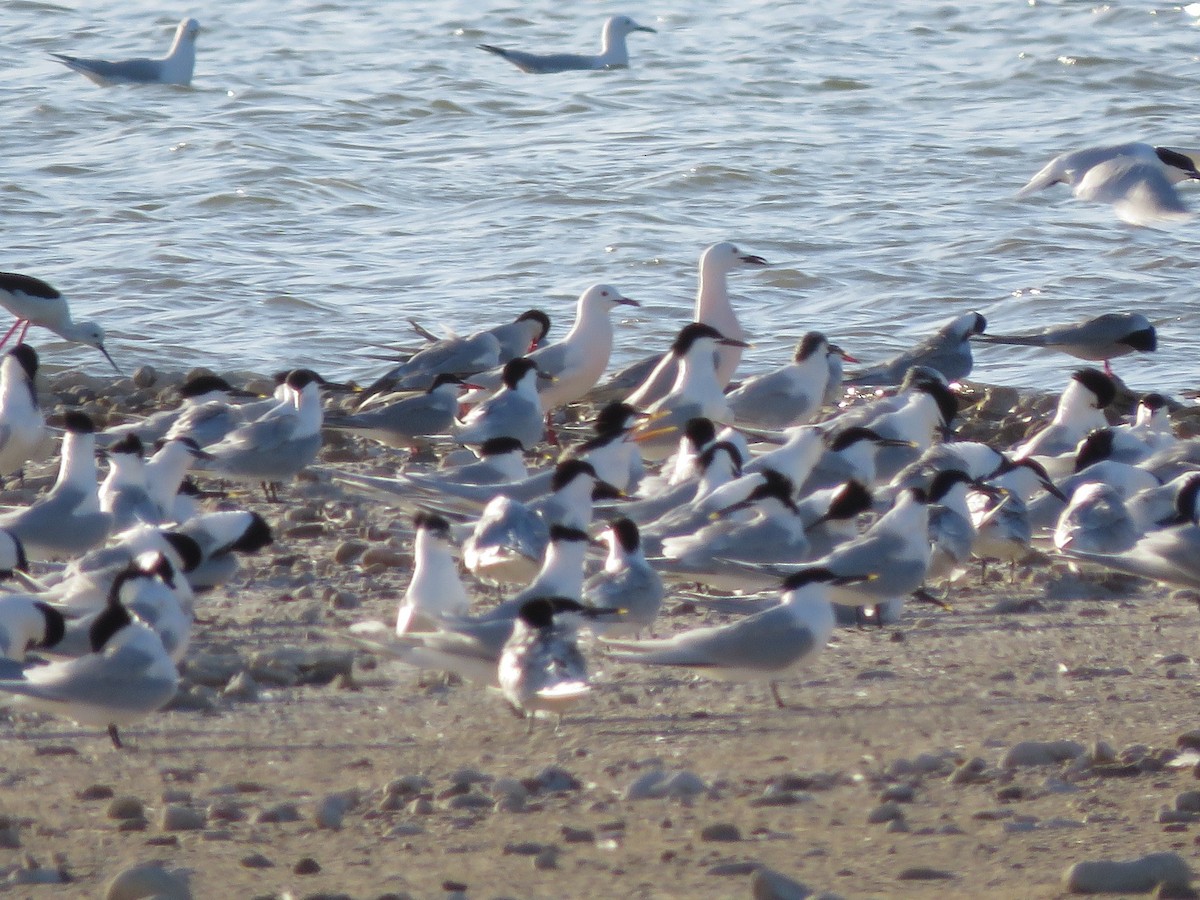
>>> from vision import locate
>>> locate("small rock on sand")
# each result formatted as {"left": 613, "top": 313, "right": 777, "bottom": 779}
{"left": 1002, "top": 740, "right": 1085, "bottom": 768}
{"left": 1064, "top": 852, "right": 1192, "bottom": 894}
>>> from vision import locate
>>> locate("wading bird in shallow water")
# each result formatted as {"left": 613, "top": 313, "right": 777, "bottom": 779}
{"left": 0, "top": 273, "right": 120, "bottom": 372}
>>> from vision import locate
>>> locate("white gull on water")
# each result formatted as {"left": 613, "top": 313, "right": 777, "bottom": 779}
{"left": 51, "top": 17, "right": 200, "bottom": 87}
{"left": 477, "top": 15, "right": 656, "bottom": 74}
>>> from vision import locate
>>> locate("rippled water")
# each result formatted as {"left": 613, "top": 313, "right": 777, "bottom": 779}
{"left": 5, "top": 0, "right": 1200, "bottom": 394}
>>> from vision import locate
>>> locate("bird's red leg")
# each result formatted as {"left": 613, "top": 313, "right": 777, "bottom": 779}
{"left": 0, "top": 320, "right": 21, "bottom": 350}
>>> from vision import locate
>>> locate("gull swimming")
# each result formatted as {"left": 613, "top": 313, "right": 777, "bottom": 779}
{"left": 478, "top": 15, "right": 656, "bottom": 74}
{"left": 52, "top": 17, "right": 200, "bottom": 87}
{"left": 1017, "top": 142, "right": 1200, "bottom": 226}
{"left": 0, "top": 273, "right": 119, "bottom": 372}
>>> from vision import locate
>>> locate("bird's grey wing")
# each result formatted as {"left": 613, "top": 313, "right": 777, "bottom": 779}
{"left": 211, "top": 413, "right": 296, "bottom": 456}
{"left": 729, "top": 373, "right": 813, "bottom": 426}
{"left": 1075, "top": 159, "right": 1190, "bottom": 226}
{"left": 54, "top": 54, "right": 164, "bottom": 84}
{"left": 1064, "top": 528, "right": 1200, "bottom": 588}
{"left": 6, "top": 647, "right": 175, "bottom": 709}
{"left": 610, "top": 608, "right": 814, "bottom": 671}
{"left": 530, "top": 342, "right": 571, "bottom": 378}
{"left": 479, "top": 45, "right": 599, "bottom": 74}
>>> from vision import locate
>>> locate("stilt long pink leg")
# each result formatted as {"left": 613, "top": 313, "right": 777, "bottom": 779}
{"left": 15, "top": 322, "right": 31, "bottom": 345}
{"left": 0, "top": 319, "right": 22, "bottom": 350}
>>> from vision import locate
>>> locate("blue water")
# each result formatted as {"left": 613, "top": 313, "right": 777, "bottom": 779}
{"left": 4, "top": 0, "right": 1199, "bottom": 393}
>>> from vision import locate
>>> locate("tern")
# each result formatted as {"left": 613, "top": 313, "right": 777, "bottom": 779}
{"left": 478, "top": 15, "right": 657, "bottom": 74}
{"left": 0, "top": 411, "right": 111, "bottom": 561}
{"left": 198, "top": 368, "right": 324, "bottom": 501}
{"left": 847, "top": 312, "right": 986, "bottom": 386}
{"left": 498, "top": 598, "right": 603, "bottom": 725}
{"left": 0, "top": 595, "right": 63, "bottom": 663}
{"left": 396, "top": 512, "right": 472, "bottom": 635}
{"left": 51, "top": 17, "right": 199, "bottom": 87}
{"left": 585, "top": 519, "right": 663, "bottom": 638}
{"left": 324, "top": 373, "right": 468, "bottom": 449}
{"left": 461, "top": 285, "right": 639, "bottom": 412}
{"left": 1017, "top": 142, "right": 1200, "bottom": 226}
{"left": 103, "top": 374, "right": 258, "bottom": 448}
{"left": 453, "top": 358, "right": 549, "bottom": 449}
{"left": 727, "top": 332, "right": 855, "bottom": 430}
{"left": 0, "top": 273, "right": 119, "bottom": 372}
{"left": 0, "top": 345, "right": 45, "bottom": 481}
{"left": 974, "top": 312, "right": 1156, "bottom": 374}
{"left": 1012, "top": 368, "right": 1115, "bottom": 462}
{"left": 0, "top": 563, "right": 178, "bottom": 748}
{"left": 604, "top": 567, "right": 859, "bottom": 708}
{"left": 631, "top": 323, "right": 750, "bottom": 461}
{"left": 363, "top": 310, "right": 549, "bottom": 398}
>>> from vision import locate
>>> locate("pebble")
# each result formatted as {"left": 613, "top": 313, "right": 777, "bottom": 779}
{"left": 532, "top": 765, "right": 581, "bottom": 793}
{"left": 104, "top": 861, "right": 191, "bottom": 900}
{"left": 107, "top": 797, "right": 145, "bottom": 821}
{"left": 293, "top": 857, "right": 322, "bottom": 875}
{"left": 79, "top": 784, "right": 115, "bottom": 801}
{"left": 255, "top": 802, "right": 302, "bottom": 824}
{"left": 534, "top": 848, "right": 559, "bottom": 871}
{"left": 132, "top": 366, "right": 157, "bottom": 389}
{"left": 360, "top": 547, "right": 407, "bottom": 568}
{"left": 561, "top": 825, "right": 594, "bottom": 844}
{"left": 240, "top": 853, "right": 274, "bottom": 869}
{"left": 221, "top": 671, "right": 260, "bottom": 702}
{"left": 333, "top": 540, "right": 368, "bottom": 564}
{"left": 700, "top": 822, "right": 741, "bottom": 842}
{"left": 1177, "top": 791, "right": 1200, "bottom": 813}
{"left": 1001, "top": 740, "right": 1085, "bottom": 768}
{"left": 898, "top": 868, "right": 955, "bottom": 881}
{"left": 949, "top": 757, "right": 992, "bottom": 785}
{"left": 751, "top": 866, "right": 812, "bottom": 900}
{"left": 315, "top": 792, "right": 357, "bottom": 830}
{"left": 159, "top": 805, "right": 206, "bottom": 832}
{"left": 867, "top": 802, "right": 904, "bottom": 825}
{"left": 1177, "top": 731, "right": 1200, "bottom": 751}
{"left": 1064, "top": 852, "right": 1192, "bottom": 894}
{"left": 880, "top": 784, "right": 915, "bottom": 803}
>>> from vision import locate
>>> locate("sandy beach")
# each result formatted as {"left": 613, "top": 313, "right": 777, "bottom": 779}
{"left": 0, "top": 369, "right": 1197, "bottom": 900}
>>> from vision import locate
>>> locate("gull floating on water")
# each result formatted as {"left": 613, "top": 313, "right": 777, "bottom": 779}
{"left": 1017, "top": 142, "right": 1200, "bottom": 226}
{"left": 52, "top": 17, "right": 200, "bottom": 87}
{"left": 0, "top": 273, "right": 119, "bottom": 372}
{"left": 478, "top": 15, "right": 656, "bottom": 74}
